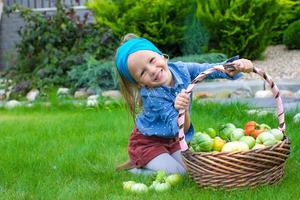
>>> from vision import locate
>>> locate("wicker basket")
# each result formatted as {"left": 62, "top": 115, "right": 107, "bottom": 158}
{"left": 178, "top": 66, "right": 291, "bottom": 189}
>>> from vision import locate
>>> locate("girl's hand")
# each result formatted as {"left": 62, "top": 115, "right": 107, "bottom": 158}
{"left": 174, "top": 90, "right": 190, "bottom": 111}
{"left": 224, "top": 59, "right": 253, "bottom": 76}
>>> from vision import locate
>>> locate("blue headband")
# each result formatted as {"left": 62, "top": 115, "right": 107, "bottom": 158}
{"left": 115, "top": 38, "right": 162, "bottom": 83}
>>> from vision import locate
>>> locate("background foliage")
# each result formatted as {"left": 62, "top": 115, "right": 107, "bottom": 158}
{"left": 2, "top": 0, "right": 300, "bottom": 95}
{"left": 86, "top": 0, "right": 193, "bottom": 57}
{"left": 181, "top": 11, "right": 209, "bottom": 56}
{"left": 283, "top": 20, "right": 300, "bottom": 49}
{"left": 4, "top": 1, "right": 118, "bottom": 93}
{"left": 68, "top": 55, "right": 118, "bottom": 94}
{"left": 271, "top": 0, "right": 300, "bottom": 44}
{"left": 170, "top": 53, "right": 227, "bottom": 63}
{"left": 195, "top": 0, "right": 281, "bottom": 59}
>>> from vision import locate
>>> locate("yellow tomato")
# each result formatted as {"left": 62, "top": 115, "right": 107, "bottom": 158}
{"left": 213, "top": 137, "right": 225, "bottom": 152}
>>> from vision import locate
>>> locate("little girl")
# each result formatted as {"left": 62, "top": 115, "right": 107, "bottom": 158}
{"left": 115, "top": 34, "right": 253, "bottom": 175}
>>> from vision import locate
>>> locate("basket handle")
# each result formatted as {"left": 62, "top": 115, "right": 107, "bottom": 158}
{"left": 178, "top": 65, "right": 286, "bottom": 151}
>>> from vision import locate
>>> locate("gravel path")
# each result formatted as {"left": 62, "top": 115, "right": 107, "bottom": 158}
{"left": 242, "top": 45, "right": 300, "bottom": 81}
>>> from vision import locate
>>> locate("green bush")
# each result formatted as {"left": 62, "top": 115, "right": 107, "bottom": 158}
{"left": 181, "top": 11, "right": 209, "bottom": 55}
{"left": 271, "top": 0, "right": 300, "bottom": 44}
{"left": 86, "top": 0, "right": 192, "bottom": 56}
{"left": 196, "top": 0, "right": 281, "bottom": 59}
{"left": 4, "top": 1, "right": 118, "bottom": 90}
{"left": 68, "top": 55, "right": 118, "bottom": 93}
{"left": 170, "top": 53, "right": 227, "bottom": 63}
{"left": 283, "top": 20, "right": 300, "bottom": 49}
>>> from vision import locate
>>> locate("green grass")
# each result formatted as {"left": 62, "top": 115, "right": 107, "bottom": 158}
{"left": 0, "top": 102, "right": 299, "bottom": 200}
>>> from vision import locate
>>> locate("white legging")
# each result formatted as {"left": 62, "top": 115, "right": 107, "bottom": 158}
{"left": 128, "top": 150, "right": 186, "bottom": 175}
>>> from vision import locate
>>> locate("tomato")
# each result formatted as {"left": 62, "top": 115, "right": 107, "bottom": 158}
{"left": 244, "top": 121, "right": 256, "bottom": 136}
{"left": 252, "top": 128, "right": 265, "bottom": 138}
{"left": 244, "top": 121, "right": 265, "bottom": 138}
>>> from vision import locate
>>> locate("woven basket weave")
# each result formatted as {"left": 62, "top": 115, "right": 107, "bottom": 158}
{"left": 179, "top": 66, "right": 291, "bottom": 189}
{"left": 182, "top": 138, "right": 290, "bottom": 189}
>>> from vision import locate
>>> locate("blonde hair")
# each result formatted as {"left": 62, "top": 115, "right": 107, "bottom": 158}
{"left": 116, "top": 33, "right": 142, "bottom": 119}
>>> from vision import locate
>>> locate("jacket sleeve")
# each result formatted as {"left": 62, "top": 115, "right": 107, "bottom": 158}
{"left": 185, "top": 56, "right": 242, "bottom": 81}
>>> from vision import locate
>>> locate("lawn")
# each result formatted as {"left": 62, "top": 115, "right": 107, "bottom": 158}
{"left": 0, "top": 102, "right": 299, "bottom": 200}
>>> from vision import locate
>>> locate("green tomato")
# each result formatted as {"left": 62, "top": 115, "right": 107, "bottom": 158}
{"left": 123, "top": 181, "right": 136, "bottom": 191}
{"left": 259, "top": 123, "right": 271, "bottom": 130}
{"left": 165, "top": 174, "right": 182, "bottom": 186}
{"left": 239, "top": 136, "right": 256, "bottom": 149}
{"left": 230, "top": 128, "right": 245, "bottom": 141}
{"left": 219, "top": 123, "right": 236, "bottom": 141}
{"left": 194, "top": 131, "right": 205, "bottom": 137}
{"left": 153, "top": 182, "right": 171, "bottom": 192}
{"left": 191, "top": 133, "right": 213, "bottom": 152}
{"left": 221, "top": 141, "right": 249, "bottom": 152}
{"left": 206, "top": 128, "right": 217, "bottom": 138}
{"left": 189, "top": 146, "right": 195, "bottom": 152}
{"left": 225, "top": 123, "right": 236, "bottom": 129}
{"left": 270, "top": 129, "right": 284, "bottom": 141}
{"left": 155, "top": 170, "right": 166, "bottom": 183}
{"left": 149, "top": 181, "right": 159, "bottom": 190}
{"left": 130, "top": 183, "right": 148, "bottom": 193}
{"left": 256, "top": 132, "right": 277, "bottom": 146}
{"left": 252, "top": 143, "right": 266, "bottom": 149}
{"left": 263, "top": 139, "right": 278, "bottom": 146}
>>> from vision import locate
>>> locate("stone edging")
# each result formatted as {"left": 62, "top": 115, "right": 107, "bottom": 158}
{"left": 193, "top": 79, "right": 300, "bottom": 94}
{"left": 193, "top": 79, "right": 300, "bottom": 110}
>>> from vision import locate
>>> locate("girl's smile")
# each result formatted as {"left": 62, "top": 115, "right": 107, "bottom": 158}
{"left": 127, "top": 50, "right": 173, "bottom": 88}
{"left": 153, "top": 69, "right": 163, "bottom": 82}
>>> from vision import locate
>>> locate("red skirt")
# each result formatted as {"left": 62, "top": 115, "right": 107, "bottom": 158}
{"left": 128, "top": 128, "right": 181, "bottom": 168}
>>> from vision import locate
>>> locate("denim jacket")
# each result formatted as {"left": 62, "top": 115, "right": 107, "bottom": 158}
{"left": 136, "top": 56, "right": 241, "bottom": 142}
